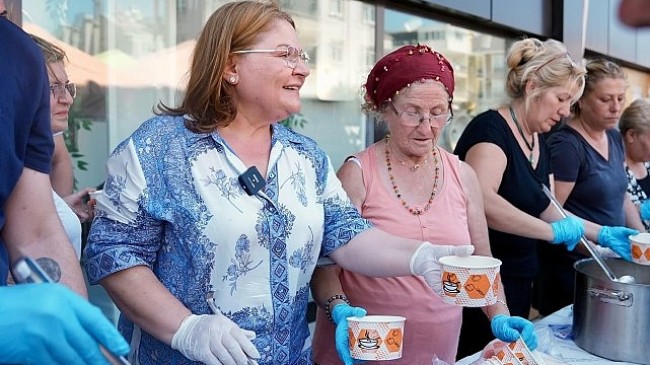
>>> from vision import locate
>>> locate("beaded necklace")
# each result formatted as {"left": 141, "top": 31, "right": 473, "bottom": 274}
{"left": 509, "top": 106, "right": 536, "bottom": 164}
{"left": 384, "top": 137, "right": 440, "bottom": 215}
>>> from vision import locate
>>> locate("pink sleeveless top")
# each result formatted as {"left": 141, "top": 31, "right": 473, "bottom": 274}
{"left": 312, "top": 143, "right": 471, "bottom": 365}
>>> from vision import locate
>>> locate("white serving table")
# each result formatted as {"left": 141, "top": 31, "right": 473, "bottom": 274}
{"left": 455, "top": 305, "right": 639, "bottom": 365}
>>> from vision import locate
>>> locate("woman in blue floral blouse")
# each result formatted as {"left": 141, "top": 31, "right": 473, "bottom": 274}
{"left": 83, "top": 2, "right": 475, "bottom": 365}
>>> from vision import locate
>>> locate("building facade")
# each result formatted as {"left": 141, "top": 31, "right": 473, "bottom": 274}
{"left": 7, "top": 0, "right": 650, "bottom": 188}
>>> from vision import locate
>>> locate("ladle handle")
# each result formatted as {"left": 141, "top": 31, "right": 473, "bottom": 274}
{"left": 541, "top": 184, "right": 619, "bottom": 282}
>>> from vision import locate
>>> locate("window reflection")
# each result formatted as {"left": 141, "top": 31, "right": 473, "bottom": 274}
{"left": 22, "top": 1, "right": 515, "bottom": 186}
{"left": 24, "top": 0, "right": 374, "bottom": 183}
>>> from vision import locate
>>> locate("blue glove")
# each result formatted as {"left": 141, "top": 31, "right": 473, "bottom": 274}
{"left": 550, "top": 216, "right": 585, "bottom": 250}
{"left": 640, "top": 200, "right": 650, "bottom": 221}
{"left": 491, "top": 314, "right": 538, "bottom": 351}
{"left": 332, "top": 303, "right": 367, "bottom": 365}
{"left": 0, "top": 283, "right": 129, "bottom": 365}
{"left": 598, "top": 226, "right": 639, "bottom": 261}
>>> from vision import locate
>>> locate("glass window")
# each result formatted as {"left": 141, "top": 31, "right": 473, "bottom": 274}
{"left": 276, "top": 1, "right": 374, "bottom": 168}
{"left": 23, "top": 1, "right": 521, "bottom": 183}
{"left": 384, "top": 9, "right": 514, "bottom": 152}
{"left": 23, "top": 0, "right": 374, "bottom": 187}
{"left": 362, "top": 3, "right": 375, "bottom": 25}
{"left": 330, "top": 0, "right": 343, "bottom": 17}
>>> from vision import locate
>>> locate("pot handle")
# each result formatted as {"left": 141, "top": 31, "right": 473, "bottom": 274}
{"left": 587, "top": 288, "right": 633, "bottom": 307}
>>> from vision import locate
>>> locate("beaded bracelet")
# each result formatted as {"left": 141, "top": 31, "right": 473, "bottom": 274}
{"left": 324, "top": 294, "right": 350, "bottom": 323}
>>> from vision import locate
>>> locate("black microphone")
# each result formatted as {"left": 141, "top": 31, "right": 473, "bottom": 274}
{"left": 238, "top": 166, "right": 266, "bottom": 196}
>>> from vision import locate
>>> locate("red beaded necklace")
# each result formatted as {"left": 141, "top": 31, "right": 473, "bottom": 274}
{"left": 384, "top": 137, "right": 440, "bottom": 215}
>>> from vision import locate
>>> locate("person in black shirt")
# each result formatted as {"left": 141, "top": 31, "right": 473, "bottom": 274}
{"left": 453, "top": 38, "right": 631, "bottom": 357}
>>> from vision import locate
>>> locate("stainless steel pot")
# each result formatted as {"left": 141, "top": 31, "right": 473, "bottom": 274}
{"left": 573, "top": 258, "right": 650, "bottom": 364}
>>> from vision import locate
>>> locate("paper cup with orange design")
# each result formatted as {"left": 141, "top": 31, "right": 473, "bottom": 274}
{"left": 481, "top": 338, "right": 540, "bottom": 365}
{"left": 481, "top": 339, "right": 522, "bottom": 365}
{"left": 439, "top": 255, "right": 502, "bottom": 307}
{"left": 347, "top": 315, "right": 405, "bottom": 361}
{"left": 496, "top": 345, "right": 524, "bottom": 365}
{"left": 506, "top": 337, "right": 541, "bottom": 365}
{"left": 630, "top": 232, "right": 650, "bottom": 265}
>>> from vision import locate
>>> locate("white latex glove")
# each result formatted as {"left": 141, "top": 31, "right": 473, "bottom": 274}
{"left": 410, "top": 242, "right": 475, "bottom": 295}
{"left": 171, "top": 313, "right": 260, "bottom": 365}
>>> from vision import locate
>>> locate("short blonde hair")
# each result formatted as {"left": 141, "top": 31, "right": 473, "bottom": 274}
{"left": 619, "top": 99, "right": 650, "bottom": 136}
{"left": 505, "top": 38, "right": 586, "bottom": 110}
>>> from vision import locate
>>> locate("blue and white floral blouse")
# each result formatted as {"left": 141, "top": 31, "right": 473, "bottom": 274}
{"left": 84, "top": 115, "right": 372, "bottom": 365}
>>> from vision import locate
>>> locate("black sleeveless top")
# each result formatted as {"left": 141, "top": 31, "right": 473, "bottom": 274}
{"left": 454, "top": 110, "right": 551, "bottom": 279}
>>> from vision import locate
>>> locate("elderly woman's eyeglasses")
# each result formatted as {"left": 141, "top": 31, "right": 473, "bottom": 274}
{"left": 50, "top": 82, "right": 76, "bottom": 99}
{"left": 232, "top": 46, "right": 310, "bottom": 69}
{"left": 388, "top": 102, "right": 453, "bottom": 128}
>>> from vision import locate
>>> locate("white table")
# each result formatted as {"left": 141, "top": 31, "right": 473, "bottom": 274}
{"left": 455, "top": 305, "right": 638, "bottom": 365}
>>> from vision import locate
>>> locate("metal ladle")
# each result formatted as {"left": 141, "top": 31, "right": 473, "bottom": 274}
{"left": 542, "top": 184, "right": 635, "bottom": 284}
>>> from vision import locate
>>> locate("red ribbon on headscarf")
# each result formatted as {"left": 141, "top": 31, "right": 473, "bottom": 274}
{"left": 364, "top": 44, "right": 455, "bottom": 109}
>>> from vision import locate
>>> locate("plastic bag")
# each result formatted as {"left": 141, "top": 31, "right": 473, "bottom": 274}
{"left": 431, "top": 355, "right": 452, "bottom": 365}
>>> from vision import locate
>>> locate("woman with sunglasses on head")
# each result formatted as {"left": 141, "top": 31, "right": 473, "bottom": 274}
{"left": 30, "top": 34, "right": 97, "bottom": 258}
{"left": 539, "top": 59, "right": 643, "bottom": 316}
{"left": 453, "top": 38, "right": 634, "bottom": 357}
{"left": 310, "top": 45, "right": 536, "bottom": 365}
{"left": 83, "top": 2, "right": 478, "bottom": 365}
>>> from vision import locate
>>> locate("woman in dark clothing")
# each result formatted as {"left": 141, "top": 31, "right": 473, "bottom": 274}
{"left": 453, "top": 38, "right": 636, "bottom": 358}
{"left": 539, "top": 59, "right": 644, "bottom": 316}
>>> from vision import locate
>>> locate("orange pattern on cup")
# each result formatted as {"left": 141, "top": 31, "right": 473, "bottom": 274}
{"left": 384, "top": 328, "right": 402, "bottom": 353}
{"left": 632, "top": 244, "right": 643, "bottom": 259}
{"left": 439, "top": 255, "right": 501, "bottom": 307}
{"left": 465, "top": 274, "right": 491, "bottom": 299}
{"left": 347, "top": 315, "right": 405, "bottom": 361}
{"left": 629, "top": 233, "right": 650, "bottom": 266}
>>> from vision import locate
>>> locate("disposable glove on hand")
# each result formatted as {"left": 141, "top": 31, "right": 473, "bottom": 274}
{"left": 331, "top": 303, "right": 367, "bottom": 365}
{"left": 491, "top": 314, "right": 538, "bottom": 351}
{"left": 171, "top": 313, "right": 260, "bottom": 365}
{"left": 598, "top": 226, "right": 638, "bottom": 261}
{"left": 550, "top": 216, "right": 585, "bottom": 250}
{"left": 410, "top": 242, "right": 474, "bottom": 295}
{"left": 641, "top": 200, "right": 650, "bottom": 221}
{"left": 0, "top": 283, "right": 129, "bottom": 365}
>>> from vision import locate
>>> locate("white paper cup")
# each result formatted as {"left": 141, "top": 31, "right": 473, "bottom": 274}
{"left": 507, "top": 337, "right": 541, "bottom": 365}
{"left": 630, "top": 232, "right": 650, "bottom": 266}
{"left": 439, "top": 255, "right": 502, "bottom": 307}
{"left": 347, "top": 315, "right": 405, "bottom": 361}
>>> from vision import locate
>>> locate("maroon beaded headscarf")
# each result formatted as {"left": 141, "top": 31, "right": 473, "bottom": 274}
{"left": 364, "top": 44, "right": 454, "bottom": 110}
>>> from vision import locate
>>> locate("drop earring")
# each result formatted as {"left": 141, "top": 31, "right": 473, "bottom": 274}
{"left": 228, "top": 76, "right": 237, "bottom": 84}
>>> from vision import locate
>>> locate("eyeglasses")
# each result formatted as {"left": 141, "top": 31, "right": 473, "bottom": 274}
{"left": 388, "top": 102, "right": 453, "bottom": 128}
{"left": 232, "top": 46, "right": 310, "bottom": 69}
{"left": 50, "top": 82, "right": 76, "bottom": 99}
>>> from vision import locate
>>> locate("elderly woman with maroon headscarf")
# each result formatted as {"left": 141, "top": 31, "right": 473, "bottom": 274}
{"left": 310, "top": 44, "right": 536, "bottom": 365}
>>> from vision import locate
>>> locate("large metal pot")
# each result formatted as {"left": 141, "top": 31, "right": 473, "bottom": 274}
{"left": 573, "top": 258, "right": 650, "bottom": 364}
